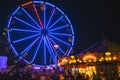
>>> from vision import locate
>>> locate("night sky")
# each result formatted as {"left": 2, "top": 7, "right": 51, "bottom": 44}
{"left": 0, "top": 0, "right": 120, "bottom": 65}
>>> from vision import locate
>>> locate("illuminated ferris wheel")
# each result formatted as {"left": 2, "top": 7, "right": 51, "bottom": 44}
{"left": 7, "top": 1, "right": 74, "bottom": 66}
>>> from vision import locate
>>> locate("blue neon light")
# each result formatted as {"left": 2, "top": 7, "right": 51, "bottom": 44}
{"left": 46, "top": 8, "right": 55, "bottom": 29}
{"left": 14, "top": 17, "right": 40, "bottom": 31}
{"left": 22, "top": 8, "right": 42, "bottom": 29}
{"left": 49, "top": 34, "right": 70, "bottom": 46}
{"left": 13, "top": 34, "right": 40, "bottom": 43}
{"left": 7, "top": 17, "right": 12, "bottom": 28}
{"left": 12, "top": 28, "right": 40, "bottom": 33}
{"left": 56, "top": 7, "right": 64, "bottom": 14}
{"left": 48, "top": 36, "right": 65, "bottom": 55}
{"left": 48, "top": 16, "right": 64, "bottom": 30}
{"left": 46, "top": 36, "right": 57, "bottom": 62}
{"left": 10, "top": 44, "right": 18, "bottom": 56}
{"left": 44, "top": 4, "right": 46, "bottom": 29}
{"left": 12, "top": 7, "right": 20, "bottom": 15}
{"left": 65, "top": 15, "right": 74, "bottom": 35}
{"left": 44, "top": 37, "right": 46, "bottom": 64}
{"left": 49, "top": 32, "right": 72, "bottom": 36}
{"left": 7, "top": 32, "right": 10, "bottom": 42}
{"left": 7, "top": 17, "right": 12, "bottom": 42}
{"left": 49, "top": 24, "right": 69, "bottom": 32}
{"left": 32, "top": 36, "right": 43, "bottom": 63}
{"left": 46, "top": 2, "right": 55, "bottom": 7}
{"left": 45, "top": 37, "right": 56, "bottom": 63}
{"left": 33, "top": 1, "right": 44, "bottom": 4}
{"left": 67, "top": 47, "right": 73, "bottom": 56}
{"left": 64, "top": 15, "right": 74, "bottom": 47}
{"left": 46, "top": 36, "right": 58, "bottom": 58}
{"left": 20, "top": 36, "right": 40, "bottom": 56}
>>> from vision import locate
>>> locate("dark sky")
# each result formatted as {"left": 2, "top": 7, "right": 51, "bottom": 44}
{"left": 0, "top": 0, "right": 120, "bottom": 64}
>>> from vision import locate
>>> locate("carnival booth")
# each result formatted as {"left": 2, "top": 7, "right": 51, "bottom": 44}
{"left": 58, "top": 51, "right": 120, "bottom": 79}
{"left": 58, "top": 52, "right": 97, "bottom": 79}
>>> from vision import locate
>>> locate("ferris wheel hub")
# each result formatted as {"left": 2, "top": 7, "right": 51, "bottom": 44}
{"left": 41, "top": 29, "right": 48, "bottom": 35}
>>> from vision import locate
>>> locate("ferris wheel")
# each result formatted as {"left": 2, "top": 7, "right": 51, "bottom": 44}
{"left": 7, "top": 1, "right": 74, "bottom": 66}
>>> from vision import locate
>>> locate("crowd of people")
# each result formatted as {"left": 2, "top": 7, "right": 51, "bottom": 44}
{"left": 1, "top": 64, "right": 120, "bottom": 80}
{"left": 0, "top": 64, "right": 100, "bottom": 80}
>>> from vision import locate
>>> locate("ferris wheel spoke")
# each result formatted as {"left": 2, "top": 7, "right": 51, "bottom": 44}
{"left": 58, "top": 47, "right": 66, "bottom": 55}
{"left": 67, "top": 47, "right": 73, "bottom": 56}
{"left": 32, "top": 36, "right": 43, "bottom": 63}
{"left": 49, "top": 32, "right": 72, "bottom": 36}
{"left": 49, "top": 34, "right": 70, "bottom": 46}
{"left": 10, "top": 44, "right": 18, "bottom": 56}
{"left": 7, "top": 32, "right": 10, "bottom": 42}
{"left": 46, "top": 36, "right": 58, "bottom": 58}
{"left": 13, "top": 34, "right": 40, "bottom": 44}
{"left": 11, "top": 28, "right": 40, "bottom": 33}
{"left": 48, "top": 36, "right": 65, "bottom": 55}
{"left": 12, "top": 7, "right": 20, "bottom": 15}
{"left": 49, "top": 24, "right": 69, "bottom": 32}
{"left": 20, "top": 36, "right": 41, "bottom": 56}
{"left": 22, "top": 8, "right": 42, "bottom": 30}
{"left": 14, "top": 17, "right": 40, "bottom": 31}
{"left": 46, "top": 8, "right": 55, "bottom": 29}
{"left": 33, "top": 4, "right": 43, "bottom": 29}
{"left": 45, "top": 36, "right": 57, "bottom": 63}
{"left": 43, "top": 37, "right": 47, "bottom": 64}
{"left": 48, "top": 16, "right": 64, "bottom": 30}
{"left": 44, "top": 4, "right": 46, "bottom": 29}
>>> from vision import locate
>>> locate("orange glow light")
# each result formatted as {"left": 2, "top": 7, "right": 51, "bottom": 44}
{"left": 83, "top": 55, "right": 96, "bottom": 61}
{"left": 113, "top": 56, "right": 117, "bottom": 60}
{"left": 101, "top": 57, "right": 104, "bottom": 60}
{"left": 105, "top": 52, "right": 111, "bottom": 56}
{"left": 21, "top": 1, "right": 32, "bottom": 7}
{"left": 70, "top": 55, "right": 75, "bottom": 59}
{"left": 62, "top": 58, "right": 68, "bottom": 63}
